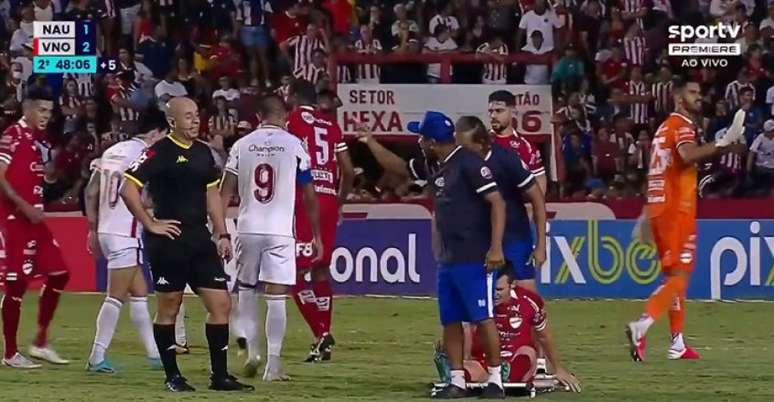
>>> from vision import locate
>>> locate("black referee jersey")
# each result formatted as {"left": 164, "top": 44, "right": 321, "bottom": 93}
{"left": 124, "top": 135, "right": 221, "bottom": 227}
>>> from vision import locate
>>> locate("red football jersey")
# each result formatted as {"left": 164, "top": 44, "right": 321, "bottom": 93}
{"left": 0, "top": 119, "right": 45, "bottom": 219}
{"left": 471, "top": 287, "right": 547, "bottom": 360}
{"left": 287, "top": 105, "right": 348, "bottom": 198}
{"left": 492, "top": 129, "right": 545, "bottom": 176}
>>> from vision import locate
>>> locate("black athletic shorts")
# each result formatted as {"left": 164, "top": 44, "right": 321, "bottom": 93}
{"left": 144, "top": 226, "right": 228, "bottom": 293}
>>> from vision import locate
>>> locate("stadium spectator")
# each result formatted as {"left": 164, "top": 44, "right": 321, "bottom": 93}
{"left": 235, "top": 0, "right": 273, "bottom": 87}
{"left": 281, "top": 22, "right": 328, "bottom": 77}
{"left": 390, "top": 3, "right": 420, "bottom": 40}
{"left": 294, "top": 48, "right": 329, "bottom": 86}
{"left": 135, "top": 25, "right": 173, "bottom": 79}
{"left": 521, "top": 30, "right": 551, "bottom": 85}
{"left": 424, "top": 24, "right": 458, "bottom": 83}
{"left": 354, "top": 24, "right": 383, "bottom": 83}
{"left": 321, "top": 0, "right": 353, "bottom": 37}
{"left": 726, "top": 69, "right": 755, "bottom": 110}
{"left": 550, "top": 45, "right": 584, "bottom": 95}
{"left": 154, "top": 70, "right": 188, "bottom": 112}
{"left": 476, "top": 35, "right": 507, "bottom": 85}
{"left": 428, "top": 2, "right": 460, "bottom": 39}
{"left": 272, "top": 2, "right": 307, "bottom": 44}
{"left": 747, "top": 119, "right": 774, "bottom": 195}
{"left": 516, "top": 0, "right": 563, "bottom": 51}
{"left": 592, "top": 127, "right": 622, "bottom": 185}
{"left": 212, "top": 75, "right": 241, "bottom": 103}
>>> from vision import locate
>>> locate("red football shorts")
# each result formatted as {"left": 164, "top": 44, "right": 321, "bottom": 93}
{"left": 1, "top": 217, "right": 67, "bottom": 282}
{"left": 650, "top": 212, "right": 697, "bottom": 273}
{"left": 295, "top": 194, "right": 339, "bottom": 270}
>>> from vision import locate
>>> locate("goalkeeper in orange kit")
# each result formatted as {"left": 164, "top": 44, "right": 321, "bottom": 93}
{"left": 626, "top": 77, "right": 747, "bottom": 362}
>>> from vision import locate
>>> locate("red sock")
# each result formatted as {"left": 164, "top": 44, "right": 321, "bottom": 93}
{"left": 34, "top": 272, "right": 69, "bottom": 347}
{"left": 291, "top": 275, "right": 324, "bottom": 338}
{"left": 2, "top": 279, "right": 25, "bottom": 359}
{"left": 313, "top": 280, "right": 333, "bottom": 335}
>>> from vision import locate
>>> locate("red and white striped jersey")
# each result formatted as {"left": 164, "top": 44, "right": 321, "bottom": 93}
{"left": 293, "top": 64, "right": 327, "bottom": 85}
{"left": 712, "top": 127, "right": 743, "bottom": 174}
{"left": 110, "top": 88, "right": 139, "bottom": 122}
{"left": 619, "top": 0, "right": 645, "bottom": 28}
{"left": 476, "top": 42, "right": 508, "bottom": 84}
{"left": 651, "top": 80, "right": 673, "bottom": 115}
{"left": 94, "top": 137, "right": 149, "bottom": 237}
{"left": 286, "top": 34, "right": 326, "bottom": 72}
{"left": 623, "top": 35, "right": 646, "bottom": 66}
{"left": 64, "top": 73, "right": 94, "bottom": 97}
{"left": 491, "top": 128, "right": 545, "bottom": 176}
{"left": 354, "top": 38, "right": 382, "bottom": 82}
{"left": 337, "top": 64, "right": 352, "bottom": 83}
{"left": 627, "top": 80, "right": 649, "bottom": 125}
{"left": 724, "top": 80, "right": 755, "bottom": 110}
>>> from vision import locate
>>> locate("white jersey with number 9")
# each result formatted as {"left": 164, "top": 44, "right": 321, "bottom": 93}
{"left": 225, "top": 125, "right": 312, "bottom": 237}
{"left": 96, "top": 137, "right": 148, "bottom": 237}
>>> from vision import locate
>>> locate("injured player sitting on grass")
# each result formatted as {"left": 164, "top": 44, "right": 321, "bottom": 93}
{"left": 434, "top": 268, "right": 581, "bottom": 394}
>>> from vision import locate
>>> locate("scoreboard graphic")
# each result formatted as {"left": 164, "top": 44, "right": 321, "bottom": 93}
{"left": 32, "top": 21, "right": 116, "bottom": 74}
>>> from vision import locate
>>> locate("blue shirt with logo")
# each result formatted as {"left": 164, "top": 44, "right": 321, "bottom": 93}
{"left": 429, "top": 146, "right": 499, "bottom": 265}
{"left": 485, "top": 144, "right": 536, "bottom": 245}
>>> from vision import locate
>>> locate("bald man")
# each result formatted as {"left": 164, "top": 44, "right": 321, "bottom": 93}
{"left": 121, "top": 97, "right": 253, "bottom": 392}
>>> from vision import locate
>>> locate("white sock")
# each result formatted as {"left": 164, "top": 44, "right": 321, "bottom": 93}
{"left": 89, "top": 297, "right": 122, "bottom": 365}
{"left": 671, "top": 333, "right": 685, "bottom": 350}
{"left": 265, "top": 295, "right": 287, "bottom": 358}
{"left": 129, "top": 296, "right": 159, "bottom": 359}
{"left": 229, "top": 293, "right": 246, "bottom": 340}
{"left": 637, "top": 314, "right": 655, "bottom": 332}
{"left": 238, "top": 289, "right": 260, "bottom": 360}
{"left": 487, "top": 365, "right": 503, "bottom": 388}
{"left": 174, "top": 302, "right": 187, "bottom": 345}
{"left": 450, "top": 369, "right": 466, "bottom": 389}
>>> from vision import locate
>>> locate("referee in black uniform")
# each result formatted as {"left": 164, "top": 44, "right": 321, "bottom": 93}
{"left": 121, "top": 97, "right": 252, "bottom": 392}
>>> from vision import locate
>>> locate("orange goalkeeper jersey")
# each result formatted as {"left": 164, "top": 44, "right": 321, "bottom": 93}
{"left": 646, "top": 112, "right": 698, "bottom": 219}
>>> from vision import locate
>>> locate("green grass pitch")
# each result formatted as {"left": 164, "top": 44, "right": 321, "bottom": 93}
{"left": 1, "top": 294, "right": 773, "bottom": 401}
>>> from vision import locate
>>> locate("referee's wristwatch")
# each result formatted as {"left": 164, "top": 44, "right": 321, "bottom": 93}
{"left": 218, "top": 233, "right": 232, "bottom": 241}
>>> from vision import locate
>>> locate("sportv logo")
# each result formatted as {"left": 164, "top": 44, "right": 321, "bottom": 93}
{"left": 710, "top": 222, "right": 774, "bottom": 300}
{"left": 667, "top": 24, "right": 742, "bottom": 59}
{"left": 330, "top": 234, "right": 421, "bottom": 284}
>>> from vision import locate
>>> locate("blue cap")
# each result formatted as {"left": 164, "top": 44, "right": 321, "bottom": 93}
{"left": 407, "top": 111, "right": 455, "bottom": 143}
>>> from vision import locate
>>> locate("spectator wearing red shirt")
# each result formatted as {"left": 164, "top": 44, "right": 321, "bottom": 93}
{"left": 321, "top": 0, "right": 353, "bottom": 36}
{"left": 598, "top": 45, "right": 629, "bottom": 93}
{"left": 209, "top": 35, "right": 244, "bottom": 80}
{"left": 271, "top": 2, "right": 307, "bottom": 44}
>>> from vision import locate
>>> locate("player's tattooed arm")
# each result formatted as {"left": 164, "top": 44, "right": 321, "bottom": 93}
{"left": 336, "top": 149, "right": 355, "bottom": 206}
{"left": 0, "top": 163, "right": 43, "bottom": 223}
{"left": 524, "top": 183, "right": 547, "bottom": 268}
{"left": 483, "top": 191, "right": 506, "bottom": 271}
{"left": 84, "top": 170, "right": 101, "bottom": 256}
{"left": 535, "top": 323, "right": 581, "bottom": 393}
{"left": 302, "top": 182, "right": 324, "bottom": 263}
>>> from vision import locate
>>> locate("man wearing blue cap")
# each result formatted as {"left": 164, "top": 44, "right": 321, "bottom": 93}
{"left": 408, "top": 111, "right": 508, "bottom": 399}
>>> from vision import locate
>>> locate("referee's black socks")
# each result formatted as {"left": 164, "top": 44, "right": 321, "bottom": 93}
{"left": 153, "top": 324, "right": 181, "bottom": 379}
{"left": 205, "top": 323, "right": 229, "bottom": 378}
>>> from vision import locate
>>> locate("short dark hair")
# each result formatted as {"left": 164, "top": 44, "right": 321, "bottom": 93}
{"left": 25, "top": 86, "right": 54, "bottom": 102}
{"left": 497, "top": 264, "right": 515, "bottom": 282}
{"left": 290, "top": 79, "right": 317, "bottom": 104}
{"left": 671, "top": 76, "right": 699, "bottom": 92}
{"left": 317, "top": 89, "right": 338, "bottom": 102}
{"left": 138, "top": 109, "right": 167, "bottom": 135}
{"left": 257, "top": 94, "right": 287, "bottom": 118}
{"left": 739, "top": 87, "right": 754, "bottom": 96}
{"left": 433, "top": 24, "right": 449, "bottom": 37}
{"left": 488, "top": 90, "right": 515, "bottom": 106}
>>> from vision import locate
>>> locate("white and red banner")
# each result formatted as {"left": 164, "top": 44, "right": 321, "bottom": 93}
{"left": 337, "top": 84, "right": 554, "bottom": 138}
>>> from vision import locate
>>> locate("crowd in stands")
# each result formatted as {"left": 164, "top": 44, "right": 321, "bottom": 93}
{"left": 0, "top": 0, "right": 772, "bottom": 209}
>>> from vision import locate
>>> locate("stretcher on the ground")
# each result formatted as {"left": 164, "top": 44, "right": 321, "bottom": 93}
{"left": 430, "top": 374, "right": 563, "bottom": 398}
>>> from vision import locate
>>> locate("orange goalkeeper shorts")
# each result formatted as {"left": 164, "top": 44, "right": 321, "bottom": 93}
{"left": 649, "top": 212, "right": 697, "bottom": 273}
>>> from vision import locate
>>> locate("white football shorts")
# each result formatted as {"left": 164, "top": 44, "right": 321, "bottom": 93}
{"left": 235, "top": 234, "right": 296, "bottom": 287}
{"left": 99, "top": 234, "right": 143, "bottom": 270}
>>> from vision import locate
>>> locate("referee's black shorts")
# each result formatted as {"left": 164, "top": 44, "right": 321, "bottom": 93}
{"left": 144, "top": 226, "right": 228, "bottom": 293}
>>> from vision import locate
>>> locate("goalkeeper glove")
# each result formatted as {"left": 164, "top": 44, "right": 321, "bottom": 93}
{"left": 715, "top": 109, "right": 746, "bottom": 148}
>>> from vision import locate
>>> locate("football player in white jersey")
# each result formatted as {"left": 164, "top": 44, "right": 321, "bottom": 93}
{"left": 84, "top": 114, "right": 167, "bottom": 372}
{"left": 220, "top": 95, "right": 323, "bottom": 381}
